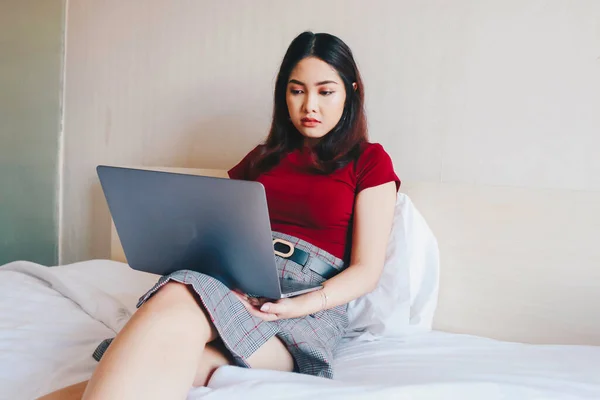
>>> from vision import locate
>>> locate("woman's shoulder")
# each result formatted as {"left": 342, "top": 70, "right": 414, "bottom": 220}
{"left": 356, "top": 141, "right": 394, "bottom": 165}
{"left": 354, "top": 141, "right": 400, "bottom": 192}
{"left": 227, "top": 144, "right": 265, "bottom": 180}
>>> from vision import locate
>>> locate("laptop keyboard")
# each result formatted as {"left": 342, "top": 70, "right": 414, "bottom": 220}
{"left": 279, "top": 279, "right": 319, "bottom": 294}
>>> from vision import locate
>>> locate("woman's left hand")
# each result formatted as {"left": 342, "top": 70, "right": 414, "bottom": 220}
{"left": 231, "top": 291, "right": 302, "bottom": 321}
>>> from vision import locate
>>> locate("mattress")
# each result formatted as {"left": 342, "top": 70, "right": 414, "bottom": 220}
{"left": 1, "top": 260, "right": 599, "bottom": 400}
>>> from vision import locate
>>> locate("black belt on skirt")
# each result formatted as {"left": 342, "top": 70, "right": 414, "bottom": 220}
{"left": 272, "top": 238, "right": 339, "bottom": 280}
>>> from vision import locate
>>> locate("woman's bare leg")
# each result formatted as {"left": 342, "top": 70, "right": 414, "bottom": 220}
{"left": 82, "top": 282, "right": 218, "bottom": 400}
{"left": 246, "top": 335, "right": 295, "bottom": 372}
{"left": 37, "top": 282, "right": 294, "bottom": 399}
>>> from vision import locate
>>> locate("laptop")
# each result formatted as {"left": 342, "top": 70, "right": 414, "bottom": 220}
{"left": 96, "top": 165, "right": 322, "bottom": 299}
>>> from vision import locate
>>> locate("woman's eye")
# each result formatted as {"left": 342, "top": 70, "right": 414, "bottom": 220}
{"left": 320, "top": 91, "right": 334, "bottom": 96}
{"left": 290, "top": 89, "right": 304, "bottom": 95}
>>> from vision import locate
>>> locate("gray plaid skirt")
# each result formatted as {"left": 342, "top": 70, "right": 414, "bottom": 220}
{"left": 93, "top": 231, "right": 348, "bottom": 378}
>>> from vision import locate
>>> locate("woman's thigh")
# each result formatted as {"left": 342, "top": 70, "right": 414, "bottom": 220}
{"left": 145, "top": 283, "right": 293, "bottom": 373}
{"left": 168, "top": 281, "right": 294, "bottom": 373}
{"left": 140, "top": 281, "right": 219, "bottom": 341}
{"left": 245, "top": 335, "right": 294, "bottom": 372}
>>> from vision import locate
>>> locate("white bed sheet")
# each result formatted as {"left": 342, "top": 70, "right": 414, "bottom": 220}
{"left": 1, "top": 260, "right": 599, "bottom": 400}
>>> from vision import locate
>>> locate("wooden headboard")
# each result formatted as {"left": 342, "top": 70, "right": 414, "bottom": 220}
{"left": 110, "top": 167, "right": 600, "bottom": 346}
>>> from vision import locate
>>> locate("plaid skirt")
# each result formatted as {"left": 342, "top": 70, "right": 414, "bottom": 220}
{"left": 93, "top": 231, "right": 348, "bottom": 379}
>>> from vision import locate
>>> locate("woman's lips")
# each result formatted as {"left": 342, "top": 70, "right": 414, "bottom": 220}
{"left": 301, "top": 118, "right": 320, "bottom": 127}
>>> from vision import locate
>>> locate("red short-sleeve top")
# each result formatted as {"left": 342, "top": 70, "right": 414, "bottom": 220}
{"left": 228, "top": 142, "right": 400, "bottom": 261}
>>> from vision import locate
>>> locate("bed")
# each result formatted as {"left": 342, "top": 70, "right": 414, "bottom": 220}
{"left": 2, "top": 167, "right": 599, "bottom": 400}
{"left": 2, "top": 260, "right": 599, "bottom": 400}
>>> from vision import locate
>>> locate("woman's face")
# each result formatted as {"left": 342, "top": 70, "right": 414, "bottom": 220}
{"left": 286, "top": 57, "right": 347, "bottom": 145}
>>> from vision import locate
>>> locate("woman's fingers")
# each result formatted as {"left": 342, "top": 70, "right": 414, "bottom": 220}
{"left": 243, "top": 302, "right": 279, "bottom": 321}
{"left": 250, "top": 307, "right": 279, "bottom": 321}
{"left": 232, "top": 291, "right": 279, "bottom": 321}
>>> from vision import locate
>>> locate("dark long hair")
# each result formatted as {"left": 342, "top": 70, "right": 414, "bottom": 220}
{"left": 251, "top": 31, "right": 368, "bottom": 175}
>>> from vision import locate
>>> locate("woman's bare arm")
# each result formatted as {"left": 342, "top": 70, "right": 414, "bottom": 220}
{"left": 239, "top": 181, "right": 397, "bottom": 320}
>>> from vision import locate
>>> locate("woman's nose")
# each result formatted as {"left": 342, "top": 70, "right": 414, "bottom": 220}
{"left": 303, "top": 92, "right": 318, "bottom": 114}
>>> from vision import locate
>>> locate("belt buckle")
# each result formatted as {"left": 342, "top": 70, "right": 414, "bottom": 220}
{"left": 273, "top": 238, "right": 295, "bottom": 258}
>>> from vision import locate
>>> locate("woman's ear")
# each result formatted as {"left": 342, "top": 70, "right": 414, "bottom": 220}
{"left": 352, "top": 82, "right": 358, "bottom": 91}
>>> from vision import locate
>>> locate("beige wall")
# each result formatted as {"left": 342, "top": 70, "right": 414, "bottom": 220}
{"left": 405, "top": 181, "right": 600, "bottom": 345}
{"left": 61, "top": 0, "right": 600, "bottom": 260}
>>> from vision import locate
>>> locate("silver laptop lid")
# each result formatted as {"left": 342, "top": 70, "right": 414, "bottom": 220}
{"left": 96, "top": 165, "right": 282, "bottom": 299}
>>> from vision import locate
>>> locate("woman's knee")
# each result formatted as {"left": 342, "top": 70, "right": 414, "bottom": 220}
{"left": 138, "top": 281, "right": 217, "bottom": 341}
{"left": 144, "top": 281, "right": 198, "bottom": 310}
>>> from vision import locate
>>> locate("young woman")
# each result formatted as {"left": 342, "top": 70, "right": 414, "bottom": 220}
{"left": 40, "top": 31, "right": 400, "bottom": 400}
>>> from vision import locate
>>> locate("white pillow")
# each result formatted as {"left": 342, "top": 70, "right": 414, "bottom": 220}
{"left": 344, "top": 193, "right": 440, "bottom": 340}
{"left": 405, "top": 195, "right": 440, "bottom": 331}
